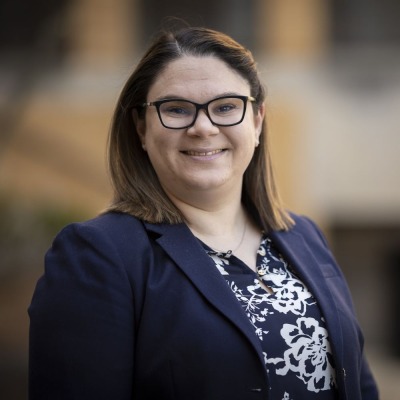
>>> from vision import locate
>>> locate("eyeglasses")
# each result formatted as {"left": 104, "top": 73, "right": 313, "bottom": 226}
{"left": 142, "top": 95, "right": 256, "bottom": 129}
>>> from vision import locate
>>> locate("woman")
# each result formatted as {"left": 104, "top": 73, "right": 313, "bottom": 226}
{"left": 29, "top": 27, "right": 379, "bottom": 399}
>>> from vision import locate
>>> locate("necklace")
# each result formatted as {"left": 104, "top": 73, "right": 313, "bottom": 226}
{"left": 212, "top": 219, "right": 247, "bottom": 256}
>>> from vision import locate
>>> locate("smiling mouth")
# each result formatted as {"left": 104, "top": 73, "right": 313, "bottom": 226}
{"left": 183, "top": 149, "right": 225, "bottom": 156}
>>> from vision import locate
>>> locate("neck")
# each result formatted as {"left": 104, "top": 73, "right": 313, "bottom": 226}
{"left": 163, "top": 177, "right": 245, "bottom": 226}
{"left": 165, "top": 186, "right": 262, "bottom": 268}
{"left": 188, "top": 205, "right": 247, "bottom": 238}
{"left": 162, "top": 180, "right": 262, "bottom": 255}
{"left": 169, "top": 194, "right": 252, "bottom": 257}
{"left": 166, "top": 187, "right": 245, "bottom": 235}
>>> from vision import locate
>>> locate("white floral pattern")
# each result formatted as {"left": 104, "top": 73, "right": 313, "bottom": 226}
{"left": 229, "top": 280, "right": 270, "bottom": 340}
{"left": 204, "top": 236, "right": 337, "bottom": 399}
{"left": 268, "top": 318, "right": 336, "bottom": 392}
{"left": 208, "top": 252, "right": 230, "bottom": 275}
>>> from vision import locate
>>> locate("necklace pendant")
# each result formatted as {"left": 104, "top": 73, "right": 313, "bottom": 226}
{"left": 257, "top": 268, "right": 266, "bottom": 276}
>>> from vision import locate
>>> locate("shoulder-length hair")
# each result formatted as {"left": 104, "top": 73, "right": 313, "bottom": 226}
{"left": 106, "top": 27, "right": 293, "bottom": 231}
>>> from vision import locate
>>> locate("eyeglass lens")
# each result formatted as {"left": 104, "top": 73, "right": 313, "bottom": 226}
{"left": 159, "top": 97, "right": 246, "bottom": 128}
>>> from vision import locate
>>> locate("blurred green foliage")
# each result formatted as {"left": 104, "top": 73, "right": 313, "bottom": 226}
{"left": 0, "top": 195, "right": 87, "bottom": 277}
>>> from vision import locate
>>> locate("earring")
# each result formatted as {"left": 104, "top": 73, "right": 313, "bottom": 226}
{"left": 142, "top": 143, "right": 147, "bottom": 151}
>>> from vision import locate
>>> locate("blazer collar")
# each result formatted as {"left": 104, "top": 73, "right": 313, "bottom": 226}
{"left": 269, "top": 228, "right": 344, "bottom": 366}
{"left": 144, "top": 221, "right": 266, "bottom": 366}
{"left": 144, "top": 221, "right": 344, "bottom": 370}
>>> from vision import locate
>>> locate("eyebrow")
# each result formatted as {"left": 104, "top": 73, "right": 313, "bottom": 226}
{"left": 152, "top": 91, "right": 248, "bottom": 102}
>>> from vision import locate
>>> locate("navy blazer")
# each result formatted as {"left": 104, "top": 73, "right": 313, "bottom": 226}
{"left": 29, "top": 212, "right": 378, "bottom": 400}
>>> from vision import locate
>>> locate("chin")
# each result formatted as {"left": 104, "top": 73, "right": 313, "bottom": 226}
{"left": 183, "top": 176, "right": 231, "bottom": 191}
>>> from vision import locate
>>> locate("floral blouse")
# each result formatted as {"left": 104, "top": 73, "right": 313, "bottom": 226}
{"left": 202, "top": 235, "right": 338, "bottom": 400}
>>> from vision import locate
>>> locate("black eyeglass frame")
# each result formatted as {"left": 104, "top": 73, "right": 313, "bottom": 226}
{"left": 141, "top": 95, "right": 256, "bottom": 129}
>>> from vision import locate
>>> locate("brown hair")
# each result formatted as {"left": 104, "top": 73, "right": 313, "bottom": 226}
{"left": 106, "top": 27, "right": 293, "bottom": 231}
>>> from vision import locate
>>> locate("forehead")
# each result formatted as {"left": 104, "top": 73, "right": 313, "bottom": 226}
{"left": 147, "top": 55, "right": 250, "bottom": 101}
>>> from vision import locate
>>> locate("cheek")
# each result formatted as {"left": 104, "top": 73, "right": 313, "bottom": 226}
{"left": 239, "top": 130, "right": 259, "bottom": 165}
{"left": 146, "top": 134, "right": 176, "bottom": 170}
{"left": 143, "top": 120, "right": 165, "bottom": 149}
{"left": 148, "top": 134, "right": 171, "bottom": 154}
{"left": 240, "top": 124, "right": 259, "bottom": 150}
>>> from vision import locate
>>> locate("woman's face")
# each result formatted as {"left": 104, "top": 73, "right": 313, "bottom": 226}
{"left": 136, "top": 55, "right": 264, "bottom": 201}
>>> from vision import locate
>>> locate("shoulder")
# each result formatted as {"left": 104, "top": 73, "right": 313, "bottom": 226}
{"left": 72, "top": 211, "right": 145, "bottom": 235}
{"left": 50, "top": 212, "right": 152, "bottom": 265}
{"left": 41, "top": 212, "right": 157, "bottom": 298}
{"left": 281, "top": 213, "right": 347, "bottom": 277}
{"left": 287, "top": 212, "right": 330, "bottom": 248}
{"left": 57, "top": 211, "right": 146, "bottom": 243}
{"left": 277, "top": 212, "right": 336, "bottom": 266}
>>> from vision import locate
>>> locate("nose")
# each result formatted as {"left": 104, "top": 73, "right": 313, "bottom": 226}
{"left": 186, "top": 109, "right": 219, "bottom": 137}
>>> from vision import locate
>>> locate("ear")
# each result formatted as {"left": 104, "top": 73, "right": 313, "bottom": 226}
{"left": 132, "top": 109, "right": 146, "bottom": 145}
{"left": 254, "top": 103, "right": 265, "bottom": 143}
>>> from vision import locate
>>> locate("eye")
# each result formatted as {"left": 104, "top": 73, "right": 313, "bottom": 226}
{"left": 211, "top": 98, "right": 242, "bottom": 115}
{"left": 161, "top": 101, "right": 194, "bottom": 117}
{"left": 216, "top": 103, "right": 237, "bottom": 113}
{"left": 165, "top": 106, "right": 188, "bottom": 115}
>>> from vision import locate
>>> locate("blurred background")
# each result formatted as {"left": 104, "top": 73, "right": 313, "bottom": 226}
{"left": 1, "top": 0, "right": 399, "bottom": 398}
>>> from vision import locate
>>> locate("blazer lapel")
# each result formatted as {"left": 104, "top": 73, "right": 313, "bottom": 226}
{"left": 269, "top": 228, "right": 344, "bottom": 367}
{"left": 143, "top": 221, "right": 345, "bottom": 374}
{"left": 144, "top": 221, "right": 266, "bottom": 366}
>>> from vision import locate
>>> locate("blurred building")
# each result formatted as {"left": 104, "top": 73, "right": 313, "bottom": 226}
{"left": 0, "top": 0, "right": 399, "bottom": 398}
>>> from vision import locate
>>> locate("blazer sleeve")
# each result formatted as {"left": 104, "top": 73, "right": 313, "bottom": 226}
{"left": 301, "top": 216, "right": 379, "bottom": 400}
{"left": 29, "top": 221, "right": 135, "bottom": 400}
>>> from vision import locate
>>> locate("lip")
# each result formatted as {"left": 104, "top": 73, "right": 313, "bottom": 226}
{"left": 181, "top": 148, "right": 227, "bottom": 160}
{"left": 183, "top": 149, "right": 224, "bottom": 156}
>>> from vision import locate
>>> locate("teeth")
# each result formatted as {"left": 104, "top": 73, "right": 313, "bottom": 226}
{"left": 186, "top": 149, "right": 223, "bottom": 156}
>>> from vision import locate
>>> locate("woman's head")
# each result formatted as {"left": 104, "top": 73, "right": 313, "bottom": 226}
{"left": 107, "top": 26, "right": 293, "bottom": 231}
